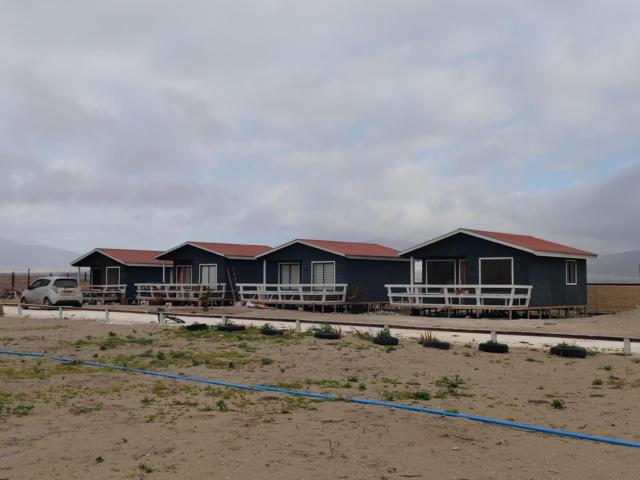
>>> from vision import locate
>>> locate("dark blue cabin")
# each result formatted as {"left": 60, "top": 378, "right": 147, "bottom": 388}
{"left": 70, "top": 248, "right": 169, "bottom": 301}
{"left": 155, "top": 241, "right": 271, "bottom": 302}
{"left": 247, "top": 239, "right": 409, "bottom": 303}
{"left": 398, "top": 229, "right": 597, "bottom": 308}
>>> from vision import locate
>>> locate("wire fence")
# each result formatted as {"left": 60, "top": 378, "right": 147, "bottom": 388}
{"left": 0, "top": 270, "right": 90, "bottom": 299}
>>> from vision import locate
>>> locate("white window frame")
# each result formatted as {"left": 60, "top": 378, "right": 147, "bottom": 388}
{"left": 425, "top": 259, "right": 457, "bottom": 285}
{"left": 479, "top": 257, "right": 514, "bottom": 285}
{"left": 175, "top": 265, "right": 193, "bottom": 284}
{"left": 566, "top": 259, "right": 577, "bottom": 286}
{"left": 105, "top": 266, "right": 121, "bottom": 285}
{"left": 311, "top": 261, "right": 336, "bottom": 284}
{"left": 199, "top": 263, "right": 218, "bottom": 286}
{"left": 278, "top": 262, "right": 301, "bottom": 284}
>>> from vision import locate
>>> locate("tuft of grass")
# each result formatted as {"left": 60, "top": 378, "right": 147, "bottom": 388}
{"left": 261, "top": 357, "right": 273, "bottom": 366}
{"left": 95, "top": 456, "right": 104, "bottom": 464}
{"left": 592, "top": 378, "right": 603, "bottom": 386}
{"left": 551, "top": 399, "right": 565, "bottom": 409}
{"left": 138, "top": 463, "right": 153, "bottom": 474}
{"left": 217, "top": 400, "right": 229, "bottom": 412}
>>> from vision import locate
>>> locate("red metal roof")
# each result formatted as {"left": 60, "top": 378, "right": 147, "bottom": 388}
{"left": 85, "top": 249, "right": 170, "bottom": 266}
{"left": 296, "top": 239, "right": 400, "bottom": 258}
{"left": 188, "top": 242, "right": 272, "bottom": 258}
{"left": 468, "top": 229, "right": 597, "bottom": 257}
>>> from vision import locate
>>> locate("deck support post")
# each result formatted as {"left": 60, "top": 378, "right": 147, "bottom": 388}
{"left": 624, "top": 338, "right": 631, "bottom": 356}
{"left": 295, "top": 320, "right": 301, "bottom": 334}
{"left": 17, "top": 305, "right": 22, "bottom": 318}
{"left": 105, "top": 309, "right": 110, "bottom": 323}
{"left": 58, "top": 307, "right": 63, "bottom": 321}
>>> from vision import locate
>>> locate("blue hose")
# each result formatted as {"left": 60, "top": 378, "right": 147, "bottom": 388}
{"left": 2, "top": 348, "right": 640, "bottom": 448}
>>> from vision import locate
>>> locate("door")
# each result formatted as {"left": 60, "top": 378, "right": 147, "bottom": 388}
{"left": 28, "top": 279, "right": 50, "bottom": 303}
{"left": 91, "top": 268, "right": 103, "bottom": 286}
{"left": 106, "top": 267, "right": 120, "bottom": 285}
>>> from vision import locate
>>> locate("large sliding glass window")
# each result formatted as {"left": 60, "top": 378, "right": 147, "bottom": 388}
{"left": 200, "top": 264, "right": 218, "bottom": 287}
{"left": 176, "top": 265, "right": 192, "bottom": 284}
{"left": 426, "top": 260, "right": 456, "bottom": 285}
{"left": 479, "top": 258, "right": 513, "bottom": 285}
{"left": 279, "top": 263, "right": 300, "bottom": 285}
{"left": 312, "top": 262, "right": 335, "bottom": 284}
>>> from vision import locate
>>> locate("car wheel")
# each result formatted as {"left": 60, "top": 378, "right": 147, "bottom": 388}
{"left": 43, "top": 297, "right": 51, "bottom": 306}
{"left": 20, "top": 297, "right": 29, "bottom": 309}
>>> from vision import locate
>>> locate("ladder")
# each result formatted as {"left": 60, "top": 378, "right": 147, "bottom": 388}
{"left": 226, "top": 267, "right": 238, "bottom": 303}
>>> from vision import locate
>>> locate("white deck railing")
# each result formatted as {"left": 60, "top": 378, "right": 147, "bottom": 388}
{"left": 237, "top": 283, "right": 348, "bottom": 304}
{"left": 386, "top": 284, "right": 532, "bottom": 308}
{"left": 135, "top": 283, "right": 227, "bottom": 302}
{"left": 82, "top": 284, "right": 127, "bottom": 301}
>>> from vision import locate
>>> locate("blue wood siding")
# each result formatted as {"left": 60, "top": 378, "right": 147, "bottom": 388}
{"left": 402, "top": 232, "right": 587, "bottom": 307}
{"left": 72, "top": 251, "right": 164, "bottom": 298}
{"left": 158, "top": 244, "right": 264, "bottom": 300}
{"left": 261, "top": 243, "right": 408, "bottom": 302}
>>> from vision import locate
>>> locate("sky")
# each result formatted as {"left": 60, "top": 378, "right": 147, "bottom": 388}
{"left": 1, "top": 0, "right": 639, "bottom": 255}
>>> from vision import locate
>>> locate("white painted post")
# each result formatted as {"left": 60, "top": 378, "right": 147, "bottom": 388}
{"left": 295, "top": 320, "right": 301, "bottom": 334}
{"left": 58, "top": 307, "right": 63, "bottom": 321}
{"left": 490, "top": 330, "right": 497, "bottom": 342}
{"left": 17, "top": 304, "right": 22, "bottom": 318}
{"left": 410, "top": 257, "right": 414, "bottom": 286}
{"left": 624, "top": 338, "right": 631, "bottom": 356}
{"left": 262, "top": 260, "right": 266, "bottom": 285}
{"left": 159, "top": 311, "right": 165, "bottom": 324}
{"left": 105, "top": 308, "right": 110, "bottom": 323}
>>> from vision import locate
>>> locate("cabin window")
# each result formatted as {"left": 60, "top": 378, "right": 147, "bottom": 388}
{"left": 413, "top": 259, "right": 423, "bottom": 283}
{"left": 200, "top": 264, "right": 218, "bottom": 286}
{"left": 566, "top": 260, "right": 577, "bottom": 285}
{"left": 426, "top": 260, "right": 456, "bottom": 285}
{"left": 176, "top": 265, "right": 192, "bottom": 284}
{"left": 279, "top": 263, "right": 300, "bottom": 284}
{"left": 312, "top": 261, "right": 336, "bottom": 284}
{"left": 479, "top": 258, "right": 513, "bottom": 285}
{"left": 106, "top": 267, "right": 121, "bottom": 285}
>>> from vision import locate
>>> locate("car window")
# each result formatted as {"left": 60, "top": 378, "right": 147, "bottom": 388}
{"left": 29, "top": 280, "right": 44, "bottom": 289}
{"left": 40, "top": 279, "right": 51, "bottom": 287}
{"left": 54, "top": 279, "right": 78, "bottom": 288}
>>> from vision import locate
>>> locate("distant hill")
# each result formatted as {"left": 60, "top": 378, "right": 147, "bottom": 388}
{"left": 588, "top": 250, "right": 640, "bottom": 284}
{"left": 0, "top": 238, "right": 80, "bottom": 271}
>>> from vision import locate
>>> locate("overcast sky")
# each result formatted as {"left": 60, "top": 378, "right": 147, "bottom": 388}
{"left": 1, "top": 1, "right": 639, "bottom": 255}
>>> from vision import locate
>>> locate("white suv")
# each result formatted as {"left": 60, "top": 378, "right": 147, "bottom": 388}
{"left": 21, "top": 277, "right": 83, "bottom": 307}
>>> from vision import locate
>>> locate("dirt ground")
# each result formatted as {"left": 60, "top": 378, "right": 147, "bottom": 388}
{"left": 182, "top": 304, "right": 640, "bottom": 339}
{"left": 1, "top": 316, "right": 639, "bottom": 479}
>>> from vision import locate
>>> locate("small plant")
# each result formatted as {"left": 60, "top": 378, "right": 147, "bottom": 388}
{"left": 138, "top": 463, "right": 153, "bottom": 474}
{"left": 217, "top": 399, "right": 229, "bottom": 412}
{"left": 382, "top": 391, "right": 394, "bottom": 401}
{"left": 108, "top": 331, "right": 117, "bottom": 337}
{"left": 95, "top": 456, "right": 104, "bottom": 464}
{"left": 603, "top": 365, "right": 613, "bottom": 371}
{"left": 261, "top": 357, "right": 273, "bottom": 366}
{"left": 259, "top": 324, "right": 283, "bottom": 336}
{"left": 313, "top": 324, "right": 342, "bottom": 339}
{"left": 358, "top": 383, "right": 367, "bottom": 391}
{"left": 592, "top": 378, "right": 603, "bottom": 386}
{"left": 11, "top": 404, "right": 34, "bottom": 416}
{"left": 551, "top": 399, "right": 565, "bottom": 409}
{"left": 419, "top": 331, "right": 439, "bottom": 344}
{"left": 373, "top": 327, "right": 399, "bottom": 346}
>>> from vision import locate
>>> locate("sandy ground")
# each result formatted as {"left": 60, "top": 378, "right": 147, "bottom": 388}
{"left": 3, "top": 305, "right": 640, "bottom": 354}
{"left": 1, "top": 315, "right": 640, "bottom": 479}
